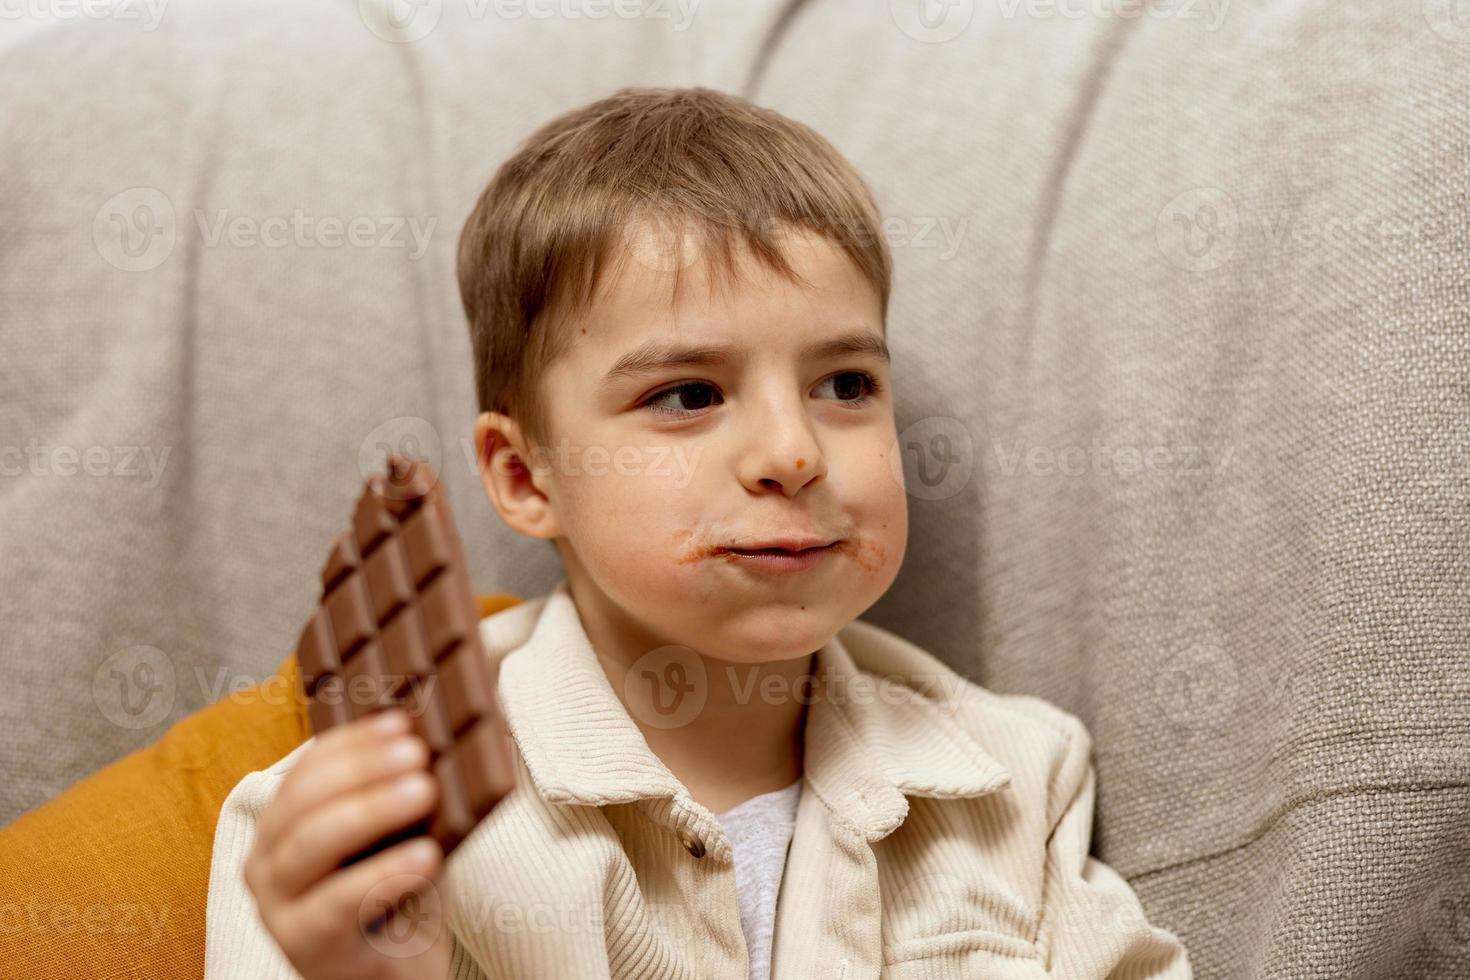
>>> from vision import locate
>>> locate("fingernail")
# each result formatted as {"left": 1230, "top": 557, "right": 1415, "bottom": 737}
{"left": 385, "top": 736, "right": 424, "bottom": 768}
{"left": 374, "top": 709, "right": 409, "bottom": 734}
{"left": 407, "top": 838, "right": 438, "bottom": 865}
{"left": 395, "top": 772, "right": 432, "bottom": 801}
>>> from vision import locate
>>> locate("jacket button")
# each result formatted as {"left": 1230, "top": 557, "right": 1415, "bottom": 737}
{"left": 678, "top": 830, "right": 706, "bottom": 858}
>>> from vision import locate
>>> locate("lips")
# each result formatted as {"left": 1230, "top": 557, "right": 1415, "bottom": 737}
{"left": 712, "top": 539, "right": 841, "bottom": 573}
{"left": 718, "top": 537, "right": 837, "bottom": 554}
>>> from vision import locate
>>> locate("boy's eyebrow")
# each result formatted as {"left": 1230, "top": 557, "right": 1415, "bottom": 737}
{"left": 601, "top": 331, "right": 890, "bottom": 387}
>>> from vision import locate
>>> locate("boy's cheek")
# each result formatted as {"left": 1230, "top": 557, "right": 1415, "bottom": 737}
{"left": 569, "top": 499, "right": 697, "bottom": 580}
{"left": 585, "top": 537, "right": 724, "bottom": 623}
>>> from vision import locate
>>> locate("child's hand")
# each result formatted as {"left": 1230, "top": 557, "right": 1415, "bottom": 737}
{"left": 243, "top": 708, "right": 453, "bottom": 980}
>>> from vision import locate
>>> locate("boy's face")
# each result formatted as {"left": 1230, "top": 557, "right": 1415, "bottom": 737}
{"left": 476, "top": 223, "right": 907, "bottom": 666}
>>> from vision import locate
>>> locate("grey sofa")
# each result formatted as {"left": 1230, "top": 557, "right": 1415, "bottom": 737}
{"left": 1, "top": 1, "right": 1466, "bottom": 976}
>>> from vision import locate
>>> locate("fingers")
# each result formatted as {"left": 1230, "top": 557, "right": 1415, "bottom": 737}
{"left": 269, "top": 768, "right": 439, "bottom": 900}
{"left": 257, "top": 709, "right": 423, "bottom": 852}
{"left": 263, "top": 835, "right": 446, "bottom": 964}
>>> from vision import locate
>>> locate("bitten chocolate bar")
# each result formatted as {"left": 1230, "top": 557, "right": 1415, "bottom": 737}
{"left": 296, "top": 452, "right": 516, "bottom": 865}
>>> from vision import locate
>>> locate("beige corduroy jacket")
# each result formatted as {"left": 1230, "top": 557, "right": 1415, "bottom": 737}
{"left": 204, "top": 578, "right": 1192, "bottom": 979}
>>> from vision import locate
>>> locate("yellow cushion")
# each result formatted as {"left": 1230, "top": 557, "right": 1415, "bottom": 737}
{"left": 0, "top": 592, "right": 524, "bottom": 980}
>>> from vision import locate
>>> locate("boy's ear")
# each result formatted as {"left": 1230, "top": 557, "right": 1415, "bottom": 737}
{"left": 472, "top": 411, "right": 562, "bottom": 542}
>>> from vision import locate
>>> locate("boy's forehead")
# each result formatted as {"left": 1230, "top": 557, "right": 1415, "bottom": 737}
{"left": 571, "top": 226, "right": 881, "bottom": 367}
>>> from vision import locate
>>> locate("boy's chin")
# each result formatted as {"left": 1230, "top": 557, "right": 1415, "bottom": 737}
{"left": 695, "top": 618, "right": 842, "bottom": 665}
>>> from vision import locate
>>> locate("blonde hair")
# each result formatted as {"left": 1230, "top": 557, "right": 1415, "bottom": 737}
{"left": 456, "top": 85, "right": 892, "bottom": 450}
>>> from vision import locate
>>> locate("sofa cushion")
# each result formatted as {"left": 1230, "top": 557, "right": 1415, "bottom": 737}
{"left": 0, "top": 593, "right": 521, "bottom": 979}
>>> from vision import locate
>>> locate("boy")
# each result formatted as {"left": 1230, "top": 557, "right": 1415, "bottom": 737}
{"left": 204, "top": 86, "right": 1192, "bottom": 979}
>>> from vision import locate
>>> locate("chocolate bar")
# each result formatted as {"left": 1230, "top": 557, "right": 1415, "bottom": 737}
{"left": 295, "top": 453, "right": 516, "bottom": 868}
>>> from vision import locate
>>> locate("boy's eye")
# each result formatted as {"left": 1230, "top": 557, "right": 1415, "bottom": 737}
{"left": 814, "top": 370, "right": 881, "bottom": 404}
{"left": 639, "top": 371, "right": 881, "bottom": 418}
{"left": 642, "top": 382, "right": 723, "bottom": 417}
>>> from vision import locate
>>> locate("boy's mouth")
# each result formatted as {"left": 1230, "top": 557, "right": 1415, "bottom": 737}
{"left": 714, "top": 537, "right": 839, "bottom": 556}
{"left": 709, "top": 539, "right": 843, "bottom": 573}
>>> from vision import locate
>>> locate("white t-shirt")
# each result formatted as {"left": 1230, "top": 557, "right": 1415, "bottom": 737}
{"left": 713, "top": 778, "right": 803, "bottom": 980}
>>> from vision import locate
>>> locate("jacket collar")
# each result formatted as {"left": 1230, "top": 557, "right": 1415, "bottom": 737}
{"left": 483, "top": 579, "right": 1012, "bottom": 843}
